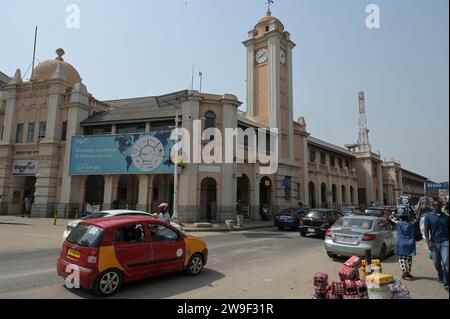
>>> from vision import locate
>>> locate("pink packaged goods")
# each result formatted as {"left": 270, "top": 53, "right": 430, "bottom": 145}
{"left": 344, "top": 280, "right": 358, "bottom": 296}
{"left": 314, "top": 272, "right": 329, "bottom": 287}
{"left": 339, "top": 266, "right": 360, "bottom": 281}
{"left": 344, "top": 256, "right": 362, "bottom": 269}
{"left": 333, "top": 281, "right": 345, "bottom": 296}
{"left": 356, "top": 280, "right": 369, "bottom": 299}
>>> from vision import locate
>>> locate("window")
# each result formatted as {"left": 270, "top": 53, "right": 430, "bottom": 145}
{"left": 373, "top": 167, "right": 377, "bottom": 177}
{"left": 310, "top": 150, "right": 316, "bottom": 163}
{"left": 84, "top": 125, "right": 112, "bottom": 136}
{"left": 16, "top": 124, "right": 24, "bottom": 143}
{"left": 0, "top": 125, "right": 3, "bottom": 140}
{"left": 330, "top": 156, "right": 335, "bottom": 167}
{"left": 320, "top": 153, "right": 326, "bottom": 165}
{"left": 27, "top": 123, "right": 35, "bottom": 143}
{"left": 338, "top": 158, "right": 343, "bottom": 169}
{"left": 283, "top": 176, "right": 292, "bottom": 201}
{"left": 61, "top": 121, "right": 67, "bottom": 141}
{"left": 39, "top": 122, "right": 47, "bottom": 140}
{"left": 117, "top": 123, "right": 146, "bottom": 134}
{"left": 150, "top": 120, "right": 174, "bottom": 132}
{"left": 205, "top": 111, "right": 216, "bottom": 130}
{"left": 345, "top": 160, "right": 350, "bottom": 169}
{"left": 67, "top": 224, "right": 104, "bottom": 248}
{"left": 115, "top": 224, "right": 146, "bottom": 243}
{"left": 149, "top": 224, "right": 179, "bottom": 242}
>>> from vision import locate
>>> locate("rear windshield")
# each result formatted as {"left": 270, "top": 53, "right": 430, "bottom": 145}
{"left": 334, "top": 218, "right": 373, "bottom": 230}
{"left": 67, "top": 224, "right": 104, "bottom": 247}
{"left": 306, "top": 211, "right": 326, "bottom": 219}
{"left": 81, "top": 213, "right": 109, "bottom": 220}
{"left": 365, "top": 210, "right": 383, "bottom": 216}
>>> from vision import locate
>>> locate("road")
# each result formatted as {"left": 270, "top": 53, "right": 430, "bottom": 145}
{"left": 0, "top": 217, "right": 448, "bottom": 299}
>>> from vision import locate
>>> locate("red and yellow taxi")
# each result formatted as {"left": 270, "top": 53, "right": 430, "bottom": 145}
{"left": 56, "top": 216, "right": 208, "bottom": 297}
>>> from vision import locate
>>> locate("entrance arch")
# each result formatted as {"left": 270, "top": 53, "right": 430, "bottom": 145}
{"left": 350, "top": 186, "right": 355, "bottom": 205}
{"left": 342, "top": 185, "right": 347, "bottom": 205}
{"left": 332, "top": 184, "right": 337, "bottom": 205}
{"left": 260, "top": 177, "right": 273, "bottom": 206}
{"left": 321, "top": 183, "right": 328, "bottom": 208}
{"left": 308, "top": 182, "right": 316, "bottom": 208}
{"left": 237, "top": 174, "right": 251, "bottom": 214}
{"left": 24, "top": 177, "right": 36, "bottom": 200}
{"left": 200, "top": 178, "right": 217, "bottom": 222}
{"left": 117, "top": 175, "right": 139, "bottom": 210}
{"left": 85, "top": 176, "right": 105, "bottom": 212}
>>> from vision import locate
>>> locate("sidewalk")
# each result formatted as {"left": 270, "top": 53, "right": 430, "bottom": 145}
{"left": 182, "top": 220, "right": 275, "bottom": 232}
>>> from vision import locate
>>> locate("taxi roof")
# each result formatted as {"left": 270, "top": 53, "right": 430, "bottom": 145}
{"left": 80, "top": 215, "right": 160, "bottom": 229}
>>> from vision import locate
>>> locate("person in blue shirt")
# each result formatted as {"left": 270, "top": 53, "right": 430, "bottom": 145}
{"left": 424, "top": 201, "right": 449, "bottom": 292}
{"left": 395, "top": 207, "right": 416, "bottom": 280}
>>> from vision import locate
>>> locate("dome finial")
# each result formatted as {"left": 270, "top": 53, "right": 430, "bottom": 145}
{"left": 55, "top": 48, "right": 65, "bottom": 61}
{"left": 266, "top": 0, "right": 274, "bottom": 16}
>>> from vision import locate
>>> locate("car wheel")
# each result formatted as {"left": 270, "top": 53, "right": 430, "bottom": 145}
{"left": 378, "top": 244, "right": 387, "bottom": 261}
{"left": 300, "top": 231, "right": 307, "bottom": 237}
{"left": 185, "top": 254, "right": 204, "bottom": 276}
{"left": 327, "top": 251, "right": 337, "bottom": 259}
{"left": 93, "top": 269, "right": 123, "bottom": 297}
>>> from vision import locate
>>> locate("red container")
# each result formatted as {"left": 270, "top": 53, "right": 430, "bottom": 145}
{"left": 339, "top": 266, "right": 360, "bottom": 281}
{"left": 344, "top": 256, "right": 362, "bottom": 269}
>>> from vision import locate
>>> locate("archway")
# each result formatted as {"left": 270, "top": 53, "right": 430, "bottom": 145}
{"left": 85, "top": 176, "right": 105, "bottom": 212}
{"left": 200, "top": 178, "right": 217, "bottom": 222}
{"left": 350, "top": 186, "right": 355, "bottom": 205}
{"left": 332, "top": 185, "right": 337, "bottom": 205}
{"left": 260, "top": 176, "right": 273, "bottom": 206}
{"left": 341, "top": 185, "right": 347, "bottom": 205}
{"left": 321, "top": 183, "right": 328, "bottom": 208}
{"left": 117, "top": 175, "right": 139, "bottom": 210}
{"left": 237, "top": 174, "right": 251, "bottom": 217}
{"left": 24, "top": 177, "right": 36, "bottom": 200}
{"left": 308, "top": 182, "right": 316, "bottom": 208}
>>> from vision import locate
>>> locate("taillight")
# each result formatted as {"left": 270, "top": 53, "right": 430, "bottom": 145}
{"left": 325, "top": 230, "right": 332, "bottom": 238}
{"left": 362, "top": 234, "right": 377, "bottom": 241}
{"left": 87, "top": 248, "right": 99, "bottom": 265}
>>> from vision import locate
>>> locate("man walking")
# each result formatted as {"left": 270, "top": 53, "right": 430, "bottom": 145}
{"left": 424, "top": 201, "right": 449, "bottom": 292}
{"left": 23, "top": 195, "right": 32, "bottom": 218}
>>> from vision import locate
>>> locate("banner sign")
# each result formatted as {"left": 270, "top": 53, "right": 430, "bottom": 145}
{"left": 426, "top": 183, "right": 449, "bottom": 191}
{"left": 70, "top": 132, "right": 175, "bottom": 175}
{"left": 12, "top": 160, "right": 38, "bottom": 176}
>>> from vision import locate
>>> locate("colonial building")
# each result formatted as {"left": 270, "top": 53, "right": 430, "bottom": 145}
{"left": 0, "top": 11, "right": 430, "bottom": 221}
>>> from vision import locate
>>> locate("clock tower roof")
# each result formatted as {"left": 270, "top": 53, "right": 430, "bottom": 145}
{"left": 254, "top": 11, "right": 285, "bottom": 36}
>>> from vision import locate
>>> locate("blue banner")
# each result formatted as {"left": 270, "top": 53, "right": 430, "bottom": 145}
{"left": 426, "top": 183, "right": 449, "bottom": 190}
{"left": 70, "top": 132, "right": 175, "bottom": 175}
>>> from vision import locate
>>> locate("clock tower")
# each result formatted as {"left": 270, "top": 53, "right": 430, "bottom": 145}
{"left": 243, "top": 11, "right": 296, "bottom": 160}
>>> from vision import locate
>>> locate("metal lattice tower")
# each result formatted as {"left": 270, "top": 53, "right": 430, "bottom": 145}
{"left": 357, "top": 91, "right": 371, "bottom": 152}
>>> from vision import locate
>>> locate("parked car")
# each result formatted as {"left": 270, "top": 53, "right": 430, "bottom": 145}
{"left": 57, "top": 216, "right": 208, "bottom": 297}
{"left": 63, "top": 210, "right": 183, "bottom": 240}
{"left": 274, "top": 208, "right": 309, "bottom": 230}
{"left": 362, "top": 207, "right": 388, "bottom": 218}
{"left": 324, "top": 216, "right": 395, "bottom": 260}
{"left": 299, "top": 209, "right": 344, "bottom": 237}
{"left": 341, "top": 206, "right": 362, "bottom": 216}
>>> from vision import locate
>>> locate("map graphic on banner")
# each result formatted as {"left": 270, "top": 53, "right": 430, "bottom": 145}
{"left": 70, "top": 131, "right": 175, "bottom": 175}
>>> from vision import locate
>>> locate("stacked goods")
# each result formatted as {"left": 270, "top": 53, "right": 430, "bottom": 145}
{"left": 356, "top": 280, "right": 369, "bottom": 299}
{"left": 339, "top": 266, "right": 360, "bottom": 281}
{"left": 365, "top": 267, "right": 395, "bottom": 299}
{"left": 390, "top": 280, "right": 412, "bottom": 299}
{"left": 361, "top": 259, "right": 382, "bottom": 279}
{"left": 313, "top": 273, "right": 329, "bottom": 299}
{"left": 344, "top": 256, "right": 362, "bottom": 268}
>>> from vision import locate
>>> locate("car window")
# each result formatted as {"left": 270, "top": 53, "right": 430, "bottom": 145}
{"left": 334, "top": 219, "right": 373, "bottom": 230}
{"left": 67, "top": 224, "right": 104, "bottom": 247}
{"left": 306, "top": 211, "right": 326, "bottom": 219}
{"left": 115, "top": 224, "right": 146, "bottom": 243}
{"left": 377, "top": 221, "right": 387, "bottom": 231}
{"left": 149, "top": 224, "right": 179, "bottom": 242}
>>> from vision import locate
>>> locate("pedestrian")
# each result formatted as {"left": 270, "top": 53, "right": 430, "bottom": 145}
{"left": 235, "top": 200, "right": 245, "bottom": 227}
{"left": 395, "top": 207, "right": 416, "bottom": 280}
{"left": 424, "top": 201, "right": 449, "bottom": 292}
{"left": 417, "top": 195, "right": 434, "bottom": 240}
{"left": 23, "top": 195, "right": 32, "bottom": 218}
{"left": 158, "top": 202, "right": 171, "bottom": 223}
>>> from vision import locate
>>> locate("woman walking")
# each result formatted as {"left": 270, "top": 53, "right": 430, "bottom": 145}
{"left": 395, "top": 207, "right": 417, "bottom": 280}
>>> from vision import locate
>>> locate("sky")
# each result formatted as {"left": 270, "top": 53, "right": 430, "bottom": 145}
{"left": 1, "top": 0, "right": 448, "bottom": 182}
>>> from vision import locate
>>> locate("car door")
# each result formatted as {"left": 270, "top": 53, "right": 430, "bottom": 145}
{"left": 382, "top": 220, "right": 396, "bottom": 252}
{"left": 148, "top": 222, "right": 186, "bottom": 276}
{"left": 113, "top": 223, "right": 152, "bottom": 280}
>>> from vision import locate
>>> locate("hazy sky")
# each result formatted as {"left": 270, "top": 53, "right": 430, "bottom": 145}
{"left": 1, "top": 0, "right": 448, "bottom": 181}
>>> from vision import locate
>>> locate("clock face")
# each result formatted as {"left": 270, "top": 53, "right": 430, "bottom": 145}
{"left": 131, "top": 136, "right": 165, "bottom": 172}
{"left": 280, "top": 49, "right": 287, "bottom": 65}
{"left": 255, "top": 48, "right": 268, "bottom": 64}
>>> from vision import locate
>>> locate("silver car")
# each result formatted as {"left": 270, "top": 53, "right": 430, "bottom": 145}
{"left": 324, "top": 216, "right": 396, "bottom": 260}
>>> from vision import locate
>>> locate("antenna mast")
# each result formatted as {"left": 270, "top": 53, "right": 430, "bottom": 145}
{"left": 266, "top": 0, "right": 274, "bottom": 15}
{"left": 31, "top": 26, "right": 38, "bottom": 82}
{"left": 357, "top": 91, "right": 371, "bottom": 152}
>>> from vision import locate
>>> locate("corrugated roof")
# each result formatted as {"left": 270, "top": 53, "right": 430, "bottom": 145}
{"left": 308, "top": 136, "right": 354, "bottom": 157}
{"left": 81, "top": 90, "right": 188, "bottom": 126}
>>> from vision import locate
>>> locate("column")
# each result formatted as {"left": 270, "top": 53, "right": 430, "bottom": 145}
{"left": 302, "top": 135, "right": 309, "bottom": 206}
{"left": 137, "top": 175, "right": 149, "bottom": 212}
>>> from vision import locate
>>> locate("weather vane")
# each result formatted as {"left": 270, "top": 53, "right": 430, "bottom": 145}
{"left": 266, "top": 0, "right": 274, "bottom": 15}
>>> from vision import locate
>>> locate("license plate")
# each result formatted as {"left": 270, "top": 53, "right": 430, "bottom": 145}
{"left": 338, "top": 236, "right": 355, "bottom": 243}
{"left": 67, "top": 248, "right": 81, "bottom": 259}
{"left": 308, "top": 228, "right": 316, "bottom": 233}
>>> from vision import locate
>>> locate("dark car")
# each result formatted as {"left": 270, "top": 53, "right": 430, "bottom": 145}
{"left": 274, "top": 208, "right": 309, "bottom": 230}
{"left": 341, "top": 206, "right": 362, "bottom": 216}
{"left": 363, "top": 207, "right": 388, "bottom": 218}
{"left": 299, "top": 209, "right": 344, "bottom": 237}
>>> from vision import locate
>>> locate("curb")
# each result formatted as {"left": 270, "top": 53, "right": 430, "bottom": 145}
{"left": 184, "top": 224, "right": 276, "bottom": 233}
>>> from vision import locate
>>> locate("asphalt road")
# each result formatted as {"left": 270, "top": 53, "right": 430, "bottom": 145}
{"left": 0, "top": 217, "right": 448, "bottom": 299}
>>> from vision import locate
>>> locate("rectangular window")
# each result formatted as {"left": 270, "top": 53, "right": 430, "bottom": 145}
{"left": 16, "top": 124, "right": 24, "bottom": 143}
{"left": 338, "top": 158, "right": 343, "bottom": 169}
{"left": 39, "top": 122, "right": 47, "bottom": 140}
{"left": 61, "top": 121, "right": 67, "bottom": 141}
{"left": 116, "top": 123, "right": 146, "bottom": 135}
{"left": 330, "top": 156, "right": 335, "bottom": 167}
{"left": 0, "top": 125, "right": 3, "bottom": 140}
{"left": 284, "top": 176, "right": 292, "bottom": 201}
{"left": 27, "top": 123, "right": 35, "bottom": 143}
{"left": 310, "top": 150, "right": 316, "bottom": 163}
{"left": 150, "top": 120, "right": 175, "bottom": 132}
{"left": 84, "top": 125, "right": 112, "bottom": 136}
{"left": 345, "top": 160, "right": 350, "bottom": 169}
{"left": 114, "top": 224, "right": 146, "bottom": 243}
{"left": 320, "top": 153, "right": 326, "bottom": 165}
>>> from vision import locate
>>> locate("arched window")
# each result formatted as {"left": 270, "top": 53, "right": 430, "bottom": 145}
{"left": 205, "top": 111, "right": 216, "bottom": 130}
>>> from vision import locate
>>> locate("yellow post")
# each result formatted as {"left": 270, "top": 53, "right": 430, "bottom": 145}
{"left": 53, "top": 212, "right": 58, "bottom": 226}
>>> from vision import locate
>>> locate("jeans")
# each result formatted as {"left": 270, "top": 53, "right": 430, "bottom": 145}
{"left": 432, "top": 241, "right": 449, "bottom": 289}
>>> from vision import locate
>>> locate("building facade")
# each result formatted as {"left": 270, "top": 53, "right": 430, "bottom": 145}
{"left": 0, "top": 12, "right": 431, "bottom": 220}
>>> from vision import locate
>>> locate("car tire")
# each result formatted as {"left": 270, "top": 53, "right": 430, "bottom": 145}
{"left": 327, "top": 251, "right": 337, "bottom": 259}
{"left": 185, "top": 254, "right": 204, "bottom": 276}
{"left": 93, "top": 269, "right": 123, "bottom": 298}
{"left": 378, "top": 244, "right": 387, "bottom": 261}
{"left": 300, "top": 230, "right": 307, "bottom": 237}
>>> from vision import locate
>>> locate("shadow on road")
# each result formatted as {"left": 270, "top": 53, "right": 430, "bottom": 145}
{"left": 64, "top": 268, "right": 225, "bottom": 299}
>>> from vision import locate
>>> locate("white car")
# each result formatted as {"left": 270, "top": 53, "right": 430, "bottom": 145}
{"left": 63, "top": 210, "right": 184, "bottom": 240}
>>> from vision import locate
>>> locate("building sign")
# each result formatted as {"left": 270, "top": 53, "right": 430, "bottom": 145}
{"left": 12, "top": 160, "right": 38, "bottom": 176}
{"left": 70, "top": 132, "right": 175, "bottom": 175}
{"left": 426, "top": 183, "right": 449, "bottom": 191}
